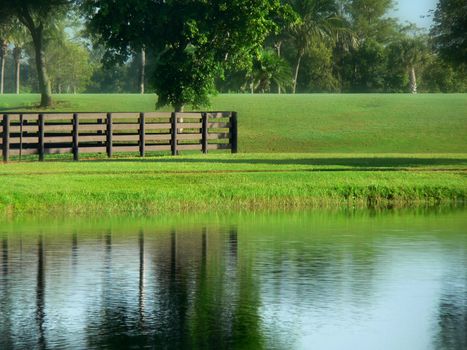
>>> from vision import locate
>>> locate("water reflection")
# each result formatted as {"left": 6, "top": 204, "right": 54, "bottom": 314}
{"left": 36, "top": 235, "right": 46, "bottom": 350}
{"left": 2, "top": 237, "right": 7, "bottom": 276}
{"left": 72, "top": 232, "right": 78, "bottom": 267}
{"left": 138, "top": 230, "right": 144, "bottom": 326}
{"left": 435, "top": 269, "right": 467, "bottom": 350}
{"left": 0, "top": 209, "right": 466, "bottom": 350}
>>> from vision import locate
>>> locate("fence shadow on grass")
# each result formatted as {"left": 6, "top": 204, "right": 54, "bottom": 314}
{"left": 84, "top": 156, "right": 467, "bottom": 169}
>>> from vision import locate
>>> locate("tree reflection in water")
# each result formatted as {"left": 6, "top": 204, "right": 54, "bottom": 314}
{"left": 138, "top": 230, "right": 145, "bottom": 327}
{"left": 435, "top": 270, "right": 467, "bottom": 350}
{"left": 86, "top": 230, "right": 142, "bottom": 349}
{"left": 78, "top": 225, "right": 264, "bottom": 349}
{"left": 2, "top": 237, "right": 8, "bottom": 276}
{"left": 0, "top": 210, "right": 465, "bottom": 350}
{"left": 71, "top": 232, "right": 78, "bottom": 268}
{"left": 1, "top": 236, "right": 12, "bottom": 348}
{"left": 36, "top": 235, "right": 46, "bottom": 350}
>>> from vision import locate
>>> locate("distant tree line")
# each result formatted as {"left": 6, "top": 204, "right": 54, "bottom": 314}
{"left": 0, "top": 0, "right": 465, "bottom": 109}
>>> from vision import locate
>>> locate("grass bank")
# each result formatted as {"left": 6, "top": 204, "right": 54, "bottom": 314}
{"left": 1, "top": 93, "right": 466, "bottom": 153}
{"left": 0, "top": 154, "right": 465, "bottom": 215}
{"left": 1, "top": 94, "right": 466, "bottom": 214}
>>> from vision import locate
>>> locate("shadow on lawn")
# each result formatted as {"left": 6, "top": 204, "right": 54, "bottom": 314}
{"left": 84, "top": 156, "right": 467, "bottom": 168}
{"left": 0, "top": 101, "right": 72, "bottom": 112}
{"left": 0, "top": 105, "right": 40, "bottom": 112}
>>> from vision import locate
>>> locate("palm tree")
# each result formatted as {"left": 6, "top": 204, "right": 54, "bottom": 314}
{"left": 287, "top": 0, "right": 347, "bottom": 94}
{"left": 248, "top": 49, "right": 292, "bottom": 93}
{"left": 389, "top": 37, "right": 427, "bottom": 94}
{"left": 268, "top": 14, "right": 293, "bottom": 94}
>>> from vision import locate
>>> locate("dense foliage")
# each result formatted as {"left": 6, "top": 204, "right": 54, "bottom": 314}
{"left": 0, "top": 0, "right": 72, "bottom": 106}
{"left": 431, "top": 0, "right": 467, "bottom": 66}
{"left": 0, "top": 0, "right": 465, "bottom": 108}
{"left": 81, "top": 0, "right": 291, "bottom": 110}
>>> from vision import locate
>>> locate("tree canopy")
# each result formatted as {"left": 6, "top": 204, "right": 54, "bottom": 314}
{"left": 431, "top": 0, "right": 467, "bottom": 66}
{"left": 0, "top": 0, "right": 72, "bottom": 106}
{"left": 0, "top": 0, "right": 465, "bottom": 100}
{"left": 82, "top": 0, "right": 292, "bottom": 111}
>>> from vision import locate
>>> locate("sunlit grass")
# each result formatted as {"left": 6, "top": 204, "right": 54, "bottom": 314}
{"left": 1, "top": 93, "right": 466, "bottom": 153}
{"left": 1, "top": 94, "right": 466, "bottom": 214}
{"left": 0, "top": 153, "right": 465, "bottom": 215}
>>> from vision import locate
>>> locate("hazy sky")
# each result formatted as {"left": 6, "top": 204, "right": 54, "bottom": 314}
{"left": 390, "top": 0, "right": 438, "bottom": 28}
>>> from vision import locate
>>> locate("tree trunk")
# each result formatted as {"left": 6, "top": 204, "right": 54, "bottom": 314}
{"left": 293, "top": 52, "right": 304, "bottom": 94}
{"left": 409, "top": 66, "right": 417, "bottom": 94}
{"left": 275, "top": 41, "right": 282, "bottom": 94}
{"left": 276, "top": 41, "right": 282, "bottom": 58}
{"left": 14, "top": 47, "right": 21, "bottom": 95}
{"left": 139, "top": 48, "right": 146, "bottom": 94}
{"left": 0, "top": 40, "right": 6, "bottom": 95}
{"left": 0, "top": 55, "right": 4, "bottom": 95}
{"left": 174, "top": 104, "right": 184, "bottom": 113}
{"left": 31, "top": 26, "right": 52, "bottom": 107}
{"left": 174, "top": 104, "right": 184, "bottom": 134}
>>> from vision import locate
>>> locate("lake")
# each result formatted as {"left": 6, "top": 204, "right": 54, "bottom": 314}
{"left": 1, "top": 208, "right": 466, "bottom": 350}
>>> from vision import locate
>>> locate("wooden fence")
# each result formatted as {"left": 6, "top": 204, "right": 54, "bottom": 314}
{"left": 0, "top": 112, "right": 237, "bottom": 161}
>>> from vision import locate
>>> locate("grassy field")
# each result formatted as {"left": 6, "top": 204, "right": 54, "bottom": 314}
{"left": 0, "top": 93, "right": 466, "bottom": 153}
{"left": 0, "top": 94, "right": 466, "bottom": 214}
{"left": 0, "top": 153, "right": 465, "bottom": 215}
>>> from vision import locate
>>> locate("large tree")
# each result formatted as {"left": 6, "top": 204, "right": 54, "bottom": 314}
{"left": 46, "top": 39, "right": 94, "bottom": 94}
{"left": 286, "top": 0, "right": 347, "bottom": 94}
{"left": 82, "top": 0, "right": 290, "bottom": 111}
{"left": 431, "top": 0, "right": 467, "bottom": 66}
{"left": 346, "top": 0, "right": 396, "bottom": 42}
{"left": 333, "top": 0, "right": 398, "bottom": 92}
{"left": 0, "top": 0, "right": 71, "bottom": 106}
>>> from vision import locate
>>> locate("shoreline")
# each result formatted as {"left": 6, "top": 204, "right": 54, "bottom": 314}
{"left": 1, "top": 203, "right": 465, "bottom": 232}
{"left": 1, "top": 154, "right": 465, "bottom": 217}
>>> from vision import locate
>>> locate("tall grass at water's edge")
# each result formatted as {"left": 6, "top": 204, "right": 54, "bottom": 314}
{"left": 1, "top": 158, "right": 465, "bottom": 215}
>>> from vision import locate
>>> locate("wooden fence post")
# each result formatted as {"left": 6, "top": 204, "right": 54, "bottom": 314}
{"left": 230, "top": 112, "right": 238, "bottom": 154}
{"left": 139, "top": 112, "right": 145, "bottom": 157}
{"left": 38, "top": 114, "right": 44, "bottom": 161}
{"left": 73, "top": 113, "right": 79, "bottom": 161}
{"left": 19, "top": 114, "right": 23, "bottom": 161}
{"left": 171, "top": 112, "right": 178, "bottom": 156}
{"left": 201, "top": 112, "right": 208, "bottom": 154}
{"left": 2, "top": 114, "right": 9, "bottom": 162}
{"left": 97, "top": 117, "right": 104, "bottom": 146}
{"left": 106, "top": 113, "right": 113, "bottom": 158}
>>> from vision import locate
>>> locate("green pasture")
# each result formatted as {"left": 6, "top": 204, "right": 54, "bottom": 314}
{"left": 0, "top": 94, "right": 466, "bottom": 214}
{"left": 0, "top": 153, "right": 465, "bottom": 215}
{"left": 0, "top": 93, "right": 466, "bottom": 153}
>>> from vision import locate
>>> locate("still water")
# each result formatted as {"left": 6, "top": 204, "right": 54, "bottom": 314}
{"left": 0, "top": 208, "right": 466, "bottom": 350}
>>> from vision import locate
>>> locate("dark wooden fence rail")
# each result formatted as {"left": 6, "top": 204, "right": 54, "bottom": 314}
{"left": 1, "top": 112, "right": 237, "bottom": 162}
